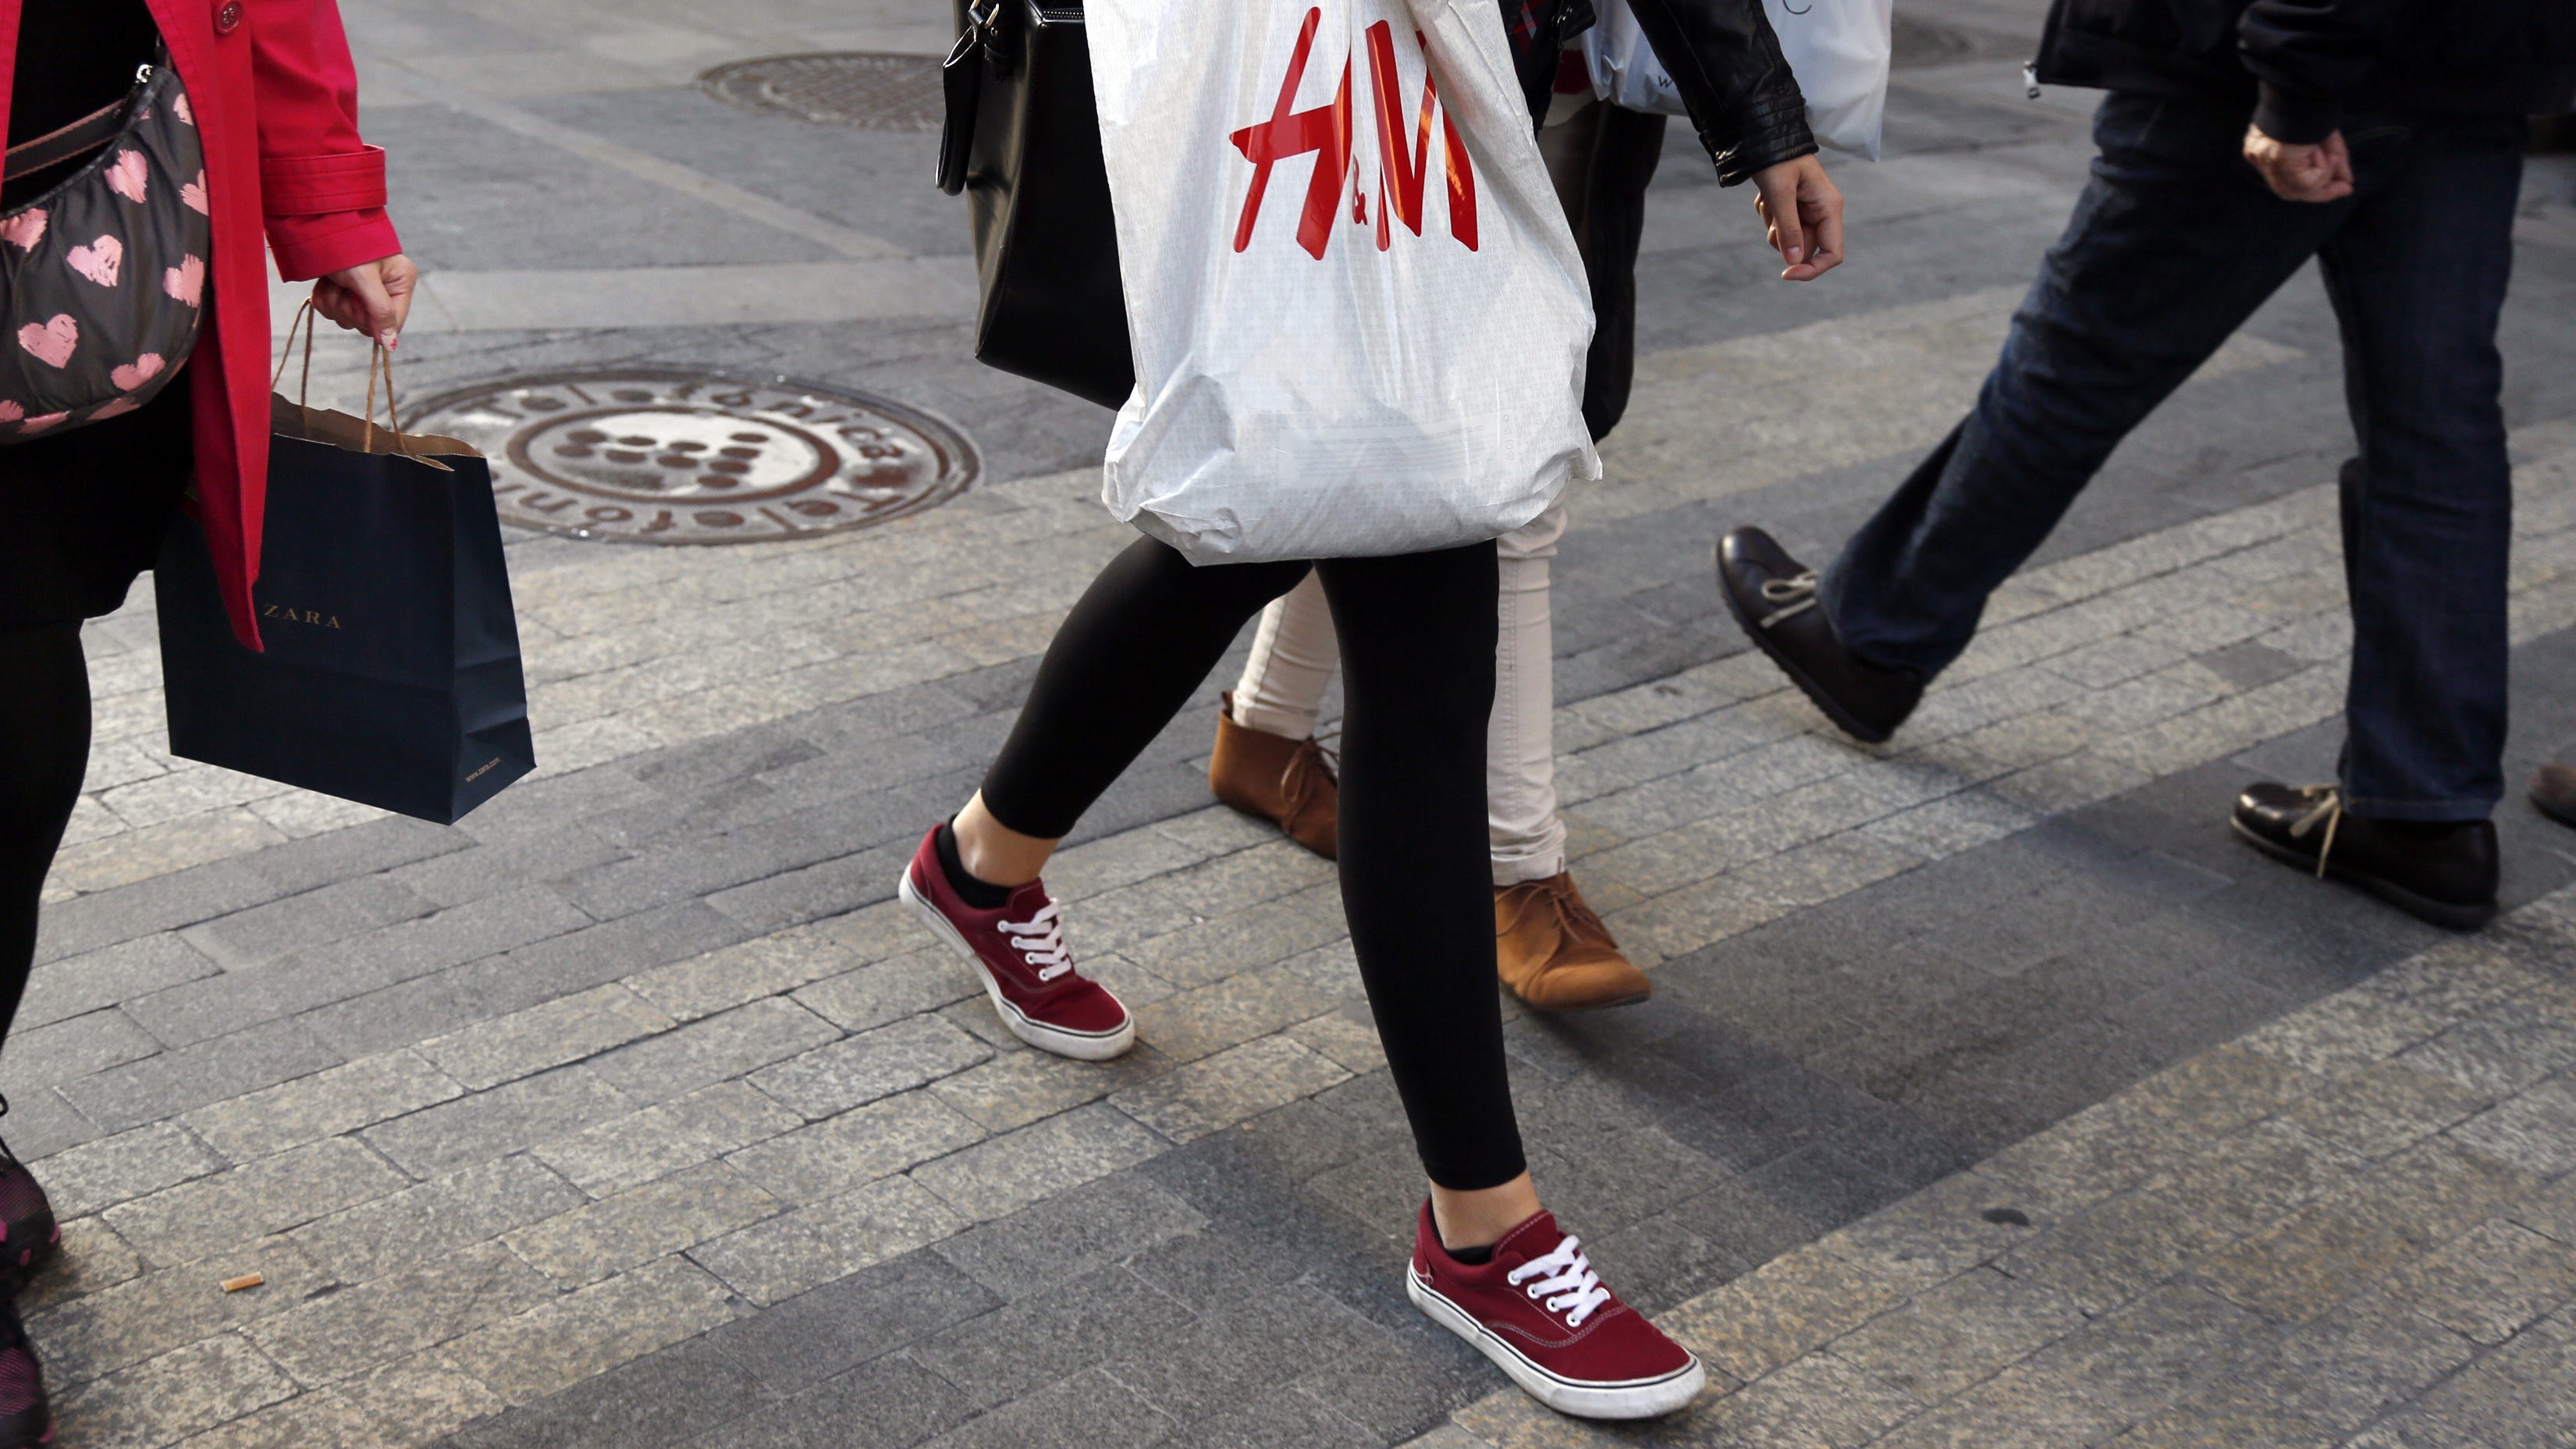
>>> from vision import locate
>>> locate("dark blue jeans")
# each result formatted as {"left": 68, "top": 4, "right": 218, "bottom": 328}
{"left": 1821, "top": 94, "right": 2525, "bottom": 821}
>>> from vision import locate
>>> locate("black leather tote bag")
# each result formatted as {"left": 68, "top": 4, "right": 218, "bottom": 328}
{"left": 937, "top": 0, "right": 1134, "bottom": 409}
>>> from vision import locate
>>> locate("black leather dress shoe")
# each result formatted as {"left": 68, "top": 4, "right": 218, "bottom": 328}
{"left": 2231, "top": 782, "right": 2499, "bottom": 930}
{"left": 2533, "top": 765, "right": 2576, "bottom": 829}
{"left": 1716, "top": 527, "right": 1924, "bottom": 744}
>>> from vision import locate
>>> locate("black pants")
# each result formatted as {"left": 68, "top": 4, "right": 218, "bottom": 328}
{"left": 0, "top": 376, "right": 190, "bottom": 1056}
{"left": 1542, "top": 100, "right": 1666, "bottom": 442}
{"left": 0, "top": 625, "right": 88, "bottom": 1045}
{"left": 983, "top": 538, "right": 1525, "bottom": 1190}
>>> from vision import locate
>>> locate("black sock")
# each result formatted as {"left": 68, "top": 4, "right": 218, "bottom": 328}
{"left": 1444, "top": 1241, "right": 1494, "bottom": 1265}
{"left": 936, "top": 820, "right": 1014, "bottom": 910}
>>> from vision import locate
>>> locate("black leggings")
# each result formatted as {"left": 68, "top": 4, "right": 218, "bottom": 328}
{"left": 983, "top": 538, "right": 1525, "bottom": 1190}
{"left": 0, "top": 624, "right": 90, "bottom": 1046}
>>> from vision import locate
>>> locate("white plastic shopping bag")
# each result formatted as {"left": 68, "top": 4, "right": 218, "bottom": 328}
{"left": 1088, "top": 0, "right": 1599, "bottom": 563}
{"left": 1581, "top": 0, "right": 1895, "bottom": 160}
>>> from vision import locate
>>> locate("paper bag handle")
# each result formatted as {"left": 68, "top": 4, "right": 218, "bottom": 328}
{"left": 271, "top": 297, "right": 414, "bottom": 457}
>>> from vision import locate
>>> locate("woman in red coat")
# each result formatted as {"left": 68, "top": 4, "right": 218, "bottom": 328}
{"left": 0, "top": 2, "right": 411, "bottom": 1437}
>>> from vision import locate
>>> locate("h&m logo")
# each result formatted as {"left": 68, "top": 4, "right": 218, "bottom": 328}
{"left": 1231, "top": 6, "right": 1477, "bottom": 260}
{"left": 261, "top": 602, "right": 344, "bottom": 630}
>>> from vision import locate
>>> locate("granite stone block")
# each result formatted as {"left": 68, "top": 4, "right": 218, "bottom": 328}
{"left": 724, "top": 1089, "right": 986, "bottom": 1205}
{"left": 909, "top": 1103, "right": 1166, "bottom": 1223}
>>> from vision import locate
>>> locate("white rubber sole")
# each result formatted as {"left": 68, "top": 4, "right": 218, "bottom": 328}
{"left": 900, "top": 872, "right": 1135, "bottom": 1061}
{"left": 1407, "top": 1269, "right": 1705, "bottom": 1420}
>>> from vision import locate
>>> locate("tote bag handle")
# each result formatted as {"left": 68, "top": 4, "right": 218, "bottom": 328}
{"left": 272, "top": 298, "right": 414, "bottom": 456}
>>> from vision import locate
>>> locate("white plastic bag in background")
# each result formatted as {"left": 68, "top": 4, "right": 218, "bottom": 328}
{"left": 1087, "top": 0, "right": 1600, "bottom": 563}
{"left": 1581, "top": 0, "right": 1895, "bottom": 160}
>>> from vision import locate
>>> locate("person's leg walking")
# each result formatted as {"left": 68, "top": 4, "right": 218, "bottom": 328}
{"left": 1485, "top": 503, "right": 1647, "bottom": 1009}
{"left": 1334, "top": 542, "right": 1709, "bottom": 1415}
{"left": 1210, "top": 573, "right": 1343, "bottom": 857}
{"left": 1315, "top": 543, "right": 1526, "bottom": 1197}
{"left": 1575, "top": 105, "right": 1665, "bottom": 440}
{"left": 2226, "top": 116, "right": 2524, "bottom": 929}
{"left": 2318, "top": 117, "right": 2522, "bottom": 822}
{"left": 975, "top": 539, "right": 1311, "bottom": 846}
{"left": 1738, "top": 98, "right": 2347, "bottom": 695}
{"left": 1231, "top": 573, "right": 1338, "bottom": 740}
{"left": 0, "top": 624, "right": 89, "bottom": 1045}
{"left": 911, "top": 540, "right": 1309, "bottom": 1058}
{"left": 1489, "top": 502, "right": 1569, "bottom": 886}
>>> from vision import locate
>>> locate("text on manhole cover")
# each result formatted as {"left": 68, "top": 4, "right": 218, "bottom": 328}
{"left": 407, "top": 371, "right": 979, "bottom": 545}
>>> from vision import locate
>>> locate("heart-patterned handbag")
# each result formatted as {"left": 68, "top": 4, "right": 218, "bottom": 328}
{"left": 0, "top": 45, "right": 211, "bottom": 443}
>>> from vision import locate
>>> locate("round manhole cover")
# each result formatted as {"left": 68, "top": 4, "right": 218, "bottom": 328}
{"left": 701, "top": 52, "right": 946, "bottom": 130}
{"left": 408, "top": 371, "right": 979, "bottom": 545}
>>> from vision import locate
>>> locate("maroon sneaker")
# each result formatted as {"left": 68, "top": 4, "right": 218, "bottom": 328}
{"left": 898, "top": 826, "right": 1135, "bottom": 1060}
{"left": 0, "top": 1298, "right": 48, "bottom": 1448}
{"left": 0, "top": 1099, "right": 60, "bottom": 1298}
{"left": 1407, "top": 1202, "right": 1704, "bottom": 1419}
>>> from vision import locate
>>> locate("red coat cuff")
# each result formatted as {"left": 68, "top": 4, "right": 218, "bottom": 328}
{"left": 261, "top": 145, "right": 389, "bottom": 215}
{"left": 268, "top": 211, "right": 403, "bottom": 282}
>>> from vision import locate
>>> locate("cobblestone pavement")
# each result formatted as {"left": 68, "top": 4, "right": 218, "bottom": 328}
{"left": 1434, "top": 884, "right": 2576, "bottom": 1449}
{"left": 15, "top": 0, "right": 2576, "bottom": 1444}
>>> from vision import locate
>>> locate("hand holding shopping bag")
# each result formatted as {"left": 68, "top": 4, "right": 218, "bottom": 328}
{"left": 1089, "top": 0, "right": 1600, "bottom": 563}
{"left": 155, "top": 307, "right": 536, "bottom": 825}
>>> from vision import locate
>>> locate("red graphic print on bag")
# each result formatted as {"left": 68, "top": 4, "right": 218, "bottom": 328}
{"left": 1231, "top": 7, "right": 1476, "bottom": 259}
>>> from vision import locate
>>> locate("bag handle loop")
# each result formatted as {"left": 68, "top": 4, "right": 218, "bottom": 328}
{"left": 271, "top": 296, "right": 414, "bottom": 457}
{"left": 362, "top": 343, "right": 410, "bottom": 456}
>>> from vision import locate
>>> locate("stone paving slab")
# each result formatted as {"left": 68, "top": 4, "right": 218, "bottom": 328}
{"left": 1428, "top": 887, "right": 2576, "bottom": 1449}
{"left": 20, "top": 404, "right": 2569, "bottom": 1448}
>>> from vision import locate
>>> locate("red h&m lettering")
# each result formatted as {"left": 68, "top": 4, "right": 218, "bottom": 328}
{"left": 1231, "top": 7, "right": 1476, "bottom": 258}
{"left": 1364, "top": 21, "right": 1475, "bottom": 250}
{"left": 1231, "top": 8, "right": 1351, "bottom": 259}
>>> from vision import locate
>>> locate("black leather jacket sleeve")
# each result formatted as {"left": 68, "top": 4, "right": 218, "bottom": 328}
{"left": 2237, "top": 0, "right": 2420, "bottom": 143}
{"left": 1622, "top": 0, "right": 1817, "bottom": 184}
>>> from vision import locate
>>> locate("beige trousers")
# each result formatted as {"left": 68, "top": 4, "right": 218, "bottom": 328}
{"left": 1232, "top": 499, "right": 1570, "bottom": 886}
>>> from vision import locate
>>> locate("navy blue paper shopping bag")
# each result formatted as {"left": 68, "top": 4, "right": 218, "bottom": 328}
{"left": 155, "top": 365, "right": 535, "bottom": 825}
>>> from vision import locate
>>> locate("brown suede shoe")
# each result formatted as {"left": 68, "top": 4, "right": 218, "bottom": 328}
{"left": 2535, "top": 765, "right": 2576, "bottom": 830}
{"left": 1210, "top": 693, "right": 1338, "bottom": 859}
{"left": 1495, "top": 873, "right": 1650, "bottom": 1011}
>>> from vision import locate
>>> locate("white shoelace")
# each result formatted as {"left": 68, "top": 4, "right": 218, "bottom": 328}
{"left": 2285, "top": 785, "right": 2344, "bottom": 879}
{"left": 999, "top": 900, "right": 1073, "bottom": 982}
{"left": 1506, "top": 1235, "right": 1613, "bottom": 1328}
{"left": 1758, "top": 570, "right": 1820, "bottom": 629}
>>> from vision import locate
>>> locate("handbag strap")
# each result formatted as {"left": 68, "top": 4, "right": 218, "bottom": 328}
{"left": 5, "top": 55, "right": 159, "bottom": 180}
{"left": 936, "top": 0, "right": 1006, "bottom": 196}
{"left": 5, "top": 98, "right": 128, "bottom": 178}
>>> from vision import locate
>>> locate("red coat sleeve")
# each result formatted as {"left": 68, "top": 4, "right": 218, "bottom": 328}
{"left": 248, "top": 0, "right": 401, "bottom": 279}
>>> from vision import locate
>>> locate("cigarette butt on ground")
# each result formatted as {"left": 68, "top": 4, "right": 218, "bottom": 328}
{"left": 220, "top": 1273, "right": 265, "bottom": 1293}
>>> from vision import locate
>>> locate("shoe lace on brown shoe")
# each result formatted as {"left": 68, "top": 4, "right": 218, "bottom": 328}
{"left": 1277, "top": 736, "right": 1338, "bottom": 840}
{"left": 2285, "top": 785, "right": 2344, "bottom": 877}
{"left": 1503, "top": 872, "right": 1611, "bottom": 948}
{"left": 1756, "top": 570, "right": 1821, "bottom": 629}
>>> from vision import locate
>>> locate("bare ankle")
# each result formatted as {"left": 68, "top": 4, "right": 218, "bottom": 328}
{"left": 1430, "top": 1172, "right": 1542, "bottom": 1252}
{"left": 952, "top": 794, "right": 1057, "bottom": 888}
